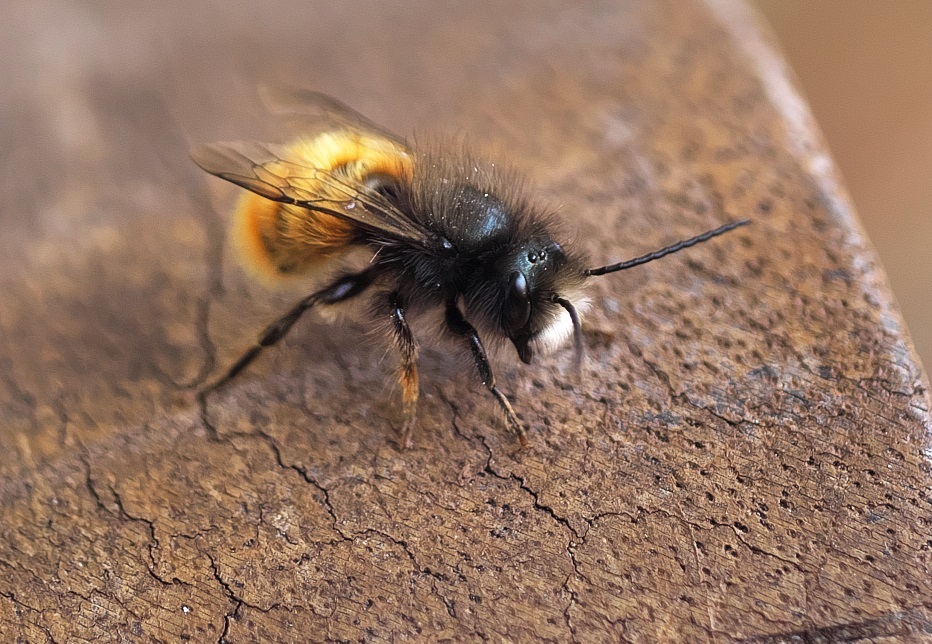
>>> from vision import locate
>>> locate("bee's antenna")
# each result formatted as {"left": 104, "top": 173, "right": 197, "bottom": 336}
{"left": 553, "top": 295, "right": 584, "bottom": 372}
{"left": 584, "top": 219, "right": 751, "bottom": 277}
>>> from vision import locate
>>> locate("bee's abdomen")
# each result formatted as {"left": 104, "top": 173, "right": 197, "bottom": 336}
{"left": 232, "top": 131, "right": 413, "bottom": 282}
{"left": 232, "top": 195, "right": 357, "bottom": 281}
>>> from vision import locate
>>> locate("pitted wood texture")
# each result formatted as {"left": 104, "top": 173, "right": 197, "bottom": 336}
{"left": 1, "top": 0, "right": 930, "bottom": 641}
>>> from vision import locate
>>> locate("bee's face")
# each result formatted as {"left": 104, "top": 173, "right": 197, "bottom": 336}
{"left": 496, "top": 237, "right": 587, "bottom": 364}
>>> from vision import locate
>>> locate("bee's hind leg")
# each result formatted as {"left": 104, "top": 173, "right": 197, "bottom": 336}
{"left": 388, "top": 292, "right": 419, "bottom": 448}
{"left": 201, "top": 269, "right": 376, "bottom": 398}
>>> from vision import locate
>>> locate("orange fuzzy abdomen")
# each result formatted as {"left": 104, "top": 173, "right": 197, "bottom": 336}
{"left": 232, "top": 130, "right": 412, "bottom": 282}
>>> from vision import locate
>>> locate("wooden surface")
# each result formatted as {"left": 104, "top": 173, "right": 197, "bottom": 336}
{"left": 2, "top": 0, "right": 931, "bottom": 641}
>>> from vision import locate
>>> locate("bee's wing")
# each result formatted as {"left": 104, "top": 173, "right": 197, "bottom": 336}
{"left": 259, "top": 87, "right": 407, "bottom": 146}
{"left": 191, "top": 140, "right": 436, "bottom": 247}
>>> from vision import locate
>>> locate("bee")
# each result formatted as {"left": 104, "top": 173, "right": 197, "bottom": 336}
{"left": 192, "top": 90, "right": 749, "bottom": 448}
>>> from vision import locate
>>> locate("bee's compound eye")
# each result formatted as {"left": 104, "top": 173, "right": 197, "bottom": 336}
{"left": 511, "top": 270, "right": 528, "bottom": 298}
{"left": 503, "top": 271, "right": 531, "bottom": 333}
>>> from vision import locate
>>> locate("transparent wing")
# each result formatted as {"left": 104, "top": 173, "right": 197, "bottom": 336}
{"left": 191, "top": 139, "right": 435, "bottom": 247}
{"left": 259, "top": 87, "right": 407, "bottom": 146}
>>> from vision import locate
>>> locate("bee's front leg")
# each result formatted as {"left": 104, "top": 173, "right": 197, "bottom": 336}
{"left": 444, "top": 302, "right": 527, "bottom": 447}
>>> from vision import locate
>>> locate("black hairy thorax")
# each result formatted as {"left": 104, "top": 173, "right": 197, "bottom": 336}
{"left": 370, "top": 173, "right": 526, "bottom": 294}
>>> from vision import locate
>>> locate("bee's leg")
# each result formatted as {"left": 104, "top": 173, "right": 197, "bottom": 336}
{"left": 201, "top": 270, "right": 375, "bottom": 396}
{"left": 444, "top": 303, "right": 528, "bottom": 447}
{"left": 388, "top": 292, "right": 419, "bottom": 448}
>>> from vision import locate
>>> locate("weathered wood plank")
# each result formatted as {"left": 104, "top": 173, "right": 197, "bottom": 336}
{"left": 1, "top": 0, "right": 929, "bottom": 640}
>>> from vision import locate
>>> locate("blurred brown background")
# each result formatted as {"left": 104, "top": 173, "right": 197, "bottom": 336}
{"left": 755, "top": 0, "right": 932, "bottom": 372}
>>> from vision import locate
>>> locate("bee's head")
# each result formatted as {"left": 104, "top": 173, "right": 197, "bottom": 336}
{"left": 465, "top": 217, "right": 750, "bottom": 366}
{"left": 489, "top": 235, "right": 589, "bottom": 365}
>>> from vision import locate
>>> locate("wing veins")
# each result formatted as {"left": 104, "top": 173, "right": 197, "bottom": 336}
{"left": 192, "top": 139, "right": 434, "bottom": 247}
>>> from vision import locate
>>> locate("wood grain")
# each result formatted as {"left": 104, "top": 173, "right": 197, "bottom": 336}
{"left": 1, "top": 0, "right": 930, "bottom": 640}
